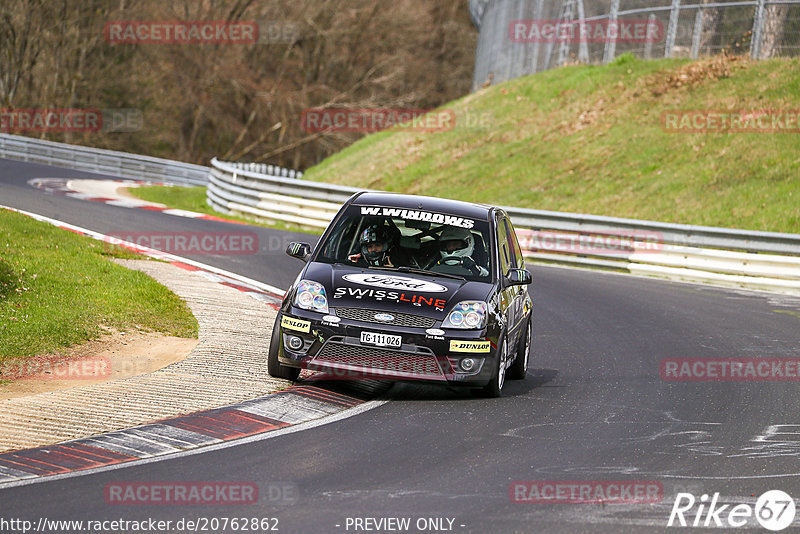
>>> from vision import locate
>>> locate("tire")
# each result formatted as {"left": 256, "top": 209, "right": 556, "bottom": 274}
{"left": 268, "top": 316, "right": 300, "bottom": 381}
{"left": 508, "top": 317, "right": 531, "bottom": 380}
{"left": 480, "top": 334, "right": 508, "bottom": 398}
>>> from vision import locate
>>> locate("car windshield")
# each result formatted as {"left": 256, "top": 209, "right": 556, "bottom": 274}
{"left": 316, "top": 204, "right": 493, "bottom": 282}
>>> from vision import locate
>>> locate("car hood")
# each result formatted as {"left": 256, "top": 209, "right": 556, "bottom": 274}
{"left": 304, "top": 262, "right": 493, "bottom": 319}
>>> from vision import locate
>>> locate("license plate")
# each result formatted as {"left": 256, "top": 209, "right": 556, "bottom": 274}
{"left": 360, "top": 331, "right": 402, "bottom": 348}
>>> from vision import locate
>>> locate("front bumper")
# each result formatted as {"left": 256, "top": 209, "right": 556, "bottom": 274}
{"left": 275, "top": 308, "right": 497, "bottom": 385}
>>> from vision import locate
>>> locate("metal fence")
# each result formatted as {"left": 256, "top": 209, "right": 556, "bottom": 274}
{"left": 471, "top": 0, "right": 800, "bottom": 90}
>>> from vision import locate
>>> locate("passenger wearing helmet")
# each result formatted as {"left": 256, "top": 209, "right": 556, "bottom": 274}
{"left": 437, "top": 226, "right": 488, "bottom": 277}
{"left": 348, "top": 224, "right": 397, "bottom": 267}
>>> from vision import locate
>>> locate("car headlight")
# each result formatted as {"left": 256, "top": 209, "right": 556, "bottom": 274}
{"left": 294, "top": 280, "right": 329, "bottom": 314}
{"left": 443, "top": 301, "right": 487, "bottom": 329}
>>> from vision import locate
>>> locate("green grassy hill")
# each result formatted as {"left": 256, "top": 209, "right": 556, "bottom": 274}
{"left": 303, "top": 54, "right": 800, "bottom": 233}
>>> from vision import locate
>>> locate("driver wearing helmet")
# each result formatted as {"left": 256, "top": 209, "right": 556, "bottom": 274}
{"left": 437, "top": 226, "right": 488, "bottom": 277}
{"left": 348, "top": 224, "right": 398, "bottom": 267}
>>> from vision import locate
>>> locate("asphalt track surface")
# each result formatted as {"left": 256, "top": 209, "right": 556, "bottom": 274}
{"left": 2, "top": 157, "right": 800, "bottom": 533}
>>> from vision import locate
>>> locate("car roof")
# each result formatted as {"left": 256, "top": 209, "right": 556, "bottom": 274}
{"left": 350, "top": 192, "right": 494, "bottom": 221}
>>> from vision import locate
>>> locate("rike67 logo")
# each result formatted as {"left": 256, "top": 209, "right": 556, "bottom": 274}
{"left": 668, "top": 490, "right": 796, "bottom": 531}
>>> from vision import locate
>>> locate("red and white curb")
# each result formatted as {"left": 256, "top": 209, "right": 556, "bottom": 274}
{"left": 28, "top": 177, "right": 245, "bottom": 225}
{"left": 0, "top": 205, "right": 387, "bottom": 487}
{"left": 0, "top": 385, "right": 372, "bottom": 486}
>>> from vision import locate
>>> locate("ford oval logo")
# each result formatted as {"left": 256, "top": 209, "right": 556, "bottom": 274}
{"left": 342, "top": 274, "right": 448, "bottom": 293}
{"left": 374, "top": 313, "right": 395, "bottom": 322}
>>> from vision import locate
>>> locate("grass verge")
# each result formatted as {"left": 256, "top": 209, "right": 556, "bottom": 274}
{"left": 303, "top": 54, "right": 800, "bottom": 233}
{"left": 0, "top": 209, "right": 198, "bottom": 361}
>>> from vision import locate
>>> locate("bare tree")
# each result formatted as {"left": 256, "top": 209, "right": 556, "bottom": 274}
{"left": 759, "top": 4, "right": 789, "bottom": 58}
{"left": 698, "top": 0, "right": 722, "bottom": 56}
{"left": 0, "top": 1, "right": 45, "bottom": 106}
{"left": 3, "top": 0, "right": 476, "bottom": 169}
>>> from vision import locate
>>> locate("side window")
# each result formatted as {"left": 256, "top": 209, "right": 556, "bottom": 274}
{"left": 504, "top": 218, "right": 524, "bottom": 270}
{"left": 322, "top": 216, "right": 361, "bottom": 261}
{"left": 496, "top": 216, "right": 511, "bottom": 275}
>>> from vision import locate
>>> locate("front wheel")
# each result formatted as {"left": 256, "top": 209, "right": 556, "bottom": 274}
{"left": 508, "top": 317, "right": 531, "bottom": 380}
{"left": 268, "top": 316, "right": 300, "bottom": 381}
{"left": 480, "top": 334, "right": 507, "bottom": 398}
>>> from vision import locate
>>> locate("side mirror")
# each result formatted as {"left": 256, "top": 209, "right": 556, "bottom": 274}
{"left": 286, "top": 242, "right": 312, "bottom": 262}
{"left": 506, "top": 268, "right": 532, "bottom": 286}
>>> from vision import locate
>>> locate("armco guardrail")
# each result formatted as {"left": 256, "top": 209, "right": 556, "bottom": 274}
{"left": 209, "top": 157, "right": 800, "bottom": 295}
{"left": 1, "top": 135, "right": 797, "bottom": 295}
{"left": 0, "top": 133, "right": 208, "bottom": 186}
{"left": 208, "top": 158, "right": 352, "bottom": 228}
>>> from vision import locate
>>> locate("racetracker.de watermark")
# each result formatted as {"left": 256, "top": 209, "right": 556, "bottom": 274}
{"left": 104, "top": 20, "right": 298, "bottom": 45}
{"left": 510, "top": 480, "right": 664, "bottom": 504}
{"left": 661, "top": 358, "right": 800, "bottom": 381}
{"left": 0, "top": 358, "right": 112, "bottom": 381}
{"left": 104, "top": 21, "right": 257, "bottom": 44}
{"left": 301, "top": 108, "right": 456, "bottom": 133}
{"left": 509, "top": 19, "right": 664, "bottom": 43}
{"left": 662, "top": 110, "right": 800, "bottom": 133}
{"left": 515, "top": 229, "right": 663, "bottom": 255}
{"left": 104, "top": 481, "right": 267, "bottom": 505}
{"left": 106, "top": 232, "right": 259, "bottom": 255}
{"left": 257, "top": 20, "right": 299, "bottom": 44}
{"left": 0, "top": 108, "right": 142, "bottom": 133}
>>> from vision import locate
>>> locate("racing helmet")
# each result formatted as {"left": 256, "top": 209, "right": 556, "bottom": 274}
{"left": 359, "top": 224, "right": 393, "bottom": 265}
{"left": 439, "top": 226, "right": 474, "bottom": 259}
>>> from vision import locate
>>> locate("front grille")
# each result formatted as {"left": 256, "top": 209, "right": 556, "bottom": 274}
{"left": 312, "top": 342, "right": 443, "bottom": 377}
{"left": 335, "top": 307, "right": 435, "bottom": 329}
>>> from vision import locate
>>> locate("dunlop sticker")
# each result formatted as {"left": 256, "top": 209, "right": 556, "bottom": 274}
{"left": 450, "top": 340, "right": 490, "bottom": 353}
{"left": 281, "top": 316, "right": 310, "bottom": 333}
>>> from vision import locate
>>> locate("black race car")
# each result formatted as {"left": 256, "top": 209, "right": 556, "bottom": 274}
{"left": 268, "top": 192, "right": 533, "bottom": 396}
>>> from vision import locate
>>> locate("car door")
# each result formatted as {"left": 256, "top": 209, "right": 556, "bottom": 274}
{"left": 505, "top": 214, "right": 531, "bottom": 347}
{"left": 495, "top": 214, "right": 522, "bottom": 349}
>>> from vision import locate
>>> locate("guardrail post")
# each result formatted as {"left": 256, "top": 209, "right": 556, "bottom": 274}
{"left": 603, "top": 0, "right": 620, "bottom": 64}
{"left": 750, "top": 0, "right": 767, "bottom": 59}
{"left": 664, "top": 0, "right": 681, "bottom": 58}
